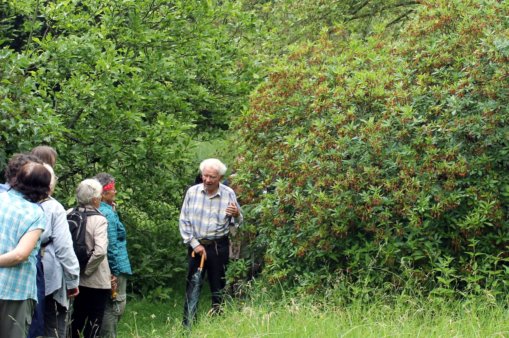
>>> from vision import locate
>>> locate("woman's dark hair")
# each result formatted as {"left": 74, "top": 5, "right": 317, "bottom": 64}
{"left": 94, "top": 172, "right": 115, "bottom": 186}
{"left": 12, "top": 162, "right": 51, "bottom": 202}
{"left": 30, "top": 145, "right": 58, "bottom": 167}
{"left": 5, "top": 153, "right": 42, "bottom": 185}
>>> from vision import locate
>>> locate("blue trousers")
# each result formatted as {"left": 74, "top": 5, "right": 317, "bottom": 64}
{"left": 27, "top": 251, "right": 45, "bottom": 338}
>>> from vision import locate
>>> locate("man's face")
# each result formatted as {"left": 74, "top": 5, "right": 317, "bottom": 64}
{"left": 202, "top": 167, "right": 222, "bottom": 193}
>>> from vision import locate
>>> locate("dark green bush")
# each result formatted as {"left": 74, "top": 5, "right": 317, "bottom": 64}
{"left": 233, "top": 0, "right": 509, "bottom": 295}
{"left": 121, "top": 204, "right": 186, "bottom": 300}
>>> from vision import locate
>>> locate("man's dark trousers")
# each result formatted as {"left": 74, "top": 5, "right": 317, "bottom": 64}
{"left": 184, "top": 236, "right": 229, "bottom": 324}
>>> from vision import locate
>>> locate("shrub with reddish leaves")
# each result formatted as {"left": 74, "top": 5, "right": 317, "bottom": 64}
{"left": 233, "top": 0, "right": 509, "bottom": 295}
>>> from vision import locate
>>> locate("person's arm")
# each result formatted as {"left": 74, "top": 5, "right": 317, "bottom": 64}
{"left": 180, "top": 187, "right": 208, "bottom": 259}
{"left": 84, "top": 216, "right": 109, "bottom": 276}
{"left": 105, "top": 210, "right": 120, "bottom": 276}
{"left": 51, "top": 205, "right": 80, "bottom": 289}
{"left": 179, "top": 190, "right": 200, "bottom": 249}
{"left": 235, "top": 200, "right": 244, "bottom": 225}
{"left": 0, "top": 229, "right": 43, "bottom": 266}
{"left": 227, "top": 192, "right": 243, "bottom": 226}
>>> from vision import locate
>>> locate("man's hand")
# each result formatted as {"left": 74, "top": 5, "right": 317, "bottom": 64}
{"left": 226, "top": 202, "right": 239, "bottom": 218}
{"left": 193, "top": 244, "right": 207, "bottom": 260}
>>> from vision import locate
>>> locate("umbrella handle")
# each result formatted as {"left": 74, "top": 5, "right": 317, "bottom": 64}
{"left": 191, "top": 251, "right": 206, "bottom": 269}
{"left": 199, "top": 254, "right": 205, "bottom": 269}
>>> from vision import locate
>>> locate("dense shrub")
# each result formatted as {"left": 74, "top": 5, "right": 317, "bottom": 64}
{"left": 121, "top": 203, "right": 186, "bottom": 300}
{"left": 233, "top": 0, "right": 509, "bottom": 295}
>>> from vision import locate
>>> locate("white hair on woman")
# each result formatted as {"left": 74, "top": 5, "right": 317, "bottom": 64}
{"left": 76, "top": 179, "right": 103, "bottom": 206}
{"left": 199, "top": 158, "right": 227, "bottom": 176}
{"left": 43, "top": 163, "right": 57, "bottom": 194}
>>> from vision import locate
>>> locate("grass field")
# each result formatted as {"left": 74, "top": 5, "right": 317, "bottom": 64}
{"left": 117, "top": 285, "right": 509, "bottom": 338}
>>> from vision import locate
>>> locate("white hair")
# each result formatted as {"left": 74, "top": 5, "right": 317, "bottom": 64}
{"left": 76, "top": 179, "right": 103, "bottom": 206}
{"left": 43, "top": 163, "right": 57, "bottom": 194}
{"left": 199, "top": 158, "right": 227, "bottom": 176}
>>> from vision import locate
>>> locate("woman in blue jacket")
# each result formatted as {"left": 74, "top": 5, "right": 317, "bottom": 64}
{"left": 94, "top": 173, "right": 132, "bottom": 338}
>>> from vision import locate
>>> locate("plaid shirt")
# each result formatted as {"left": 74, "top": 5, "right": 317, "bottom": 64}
{"left": 0, "top": 190, "right": 45, "bottom": 301}
{"left": 99, "top": 202, "right": 132, "bottom": 276}
{"left": 179, "top": 183, "right": 243, "bottom": 249}
{"left": 0, "top": 182, "right": 9, "bottom": 192}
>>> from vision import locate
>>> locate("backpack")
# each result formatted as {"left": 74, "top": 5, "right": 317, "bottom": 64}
{"left": 67, "top": 207, "right": 101, "bottom": 272}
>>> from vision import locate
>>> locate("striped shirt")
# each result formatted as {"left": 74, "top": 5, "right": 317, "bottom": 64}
{"left": 99, "top": 202, "right": 132, "bottom": 276}
{"left": 0, "top": 189, "right": 46, "bottom": 301}
{"left": 180, "top": 183, "right": 243, "bottom": 249}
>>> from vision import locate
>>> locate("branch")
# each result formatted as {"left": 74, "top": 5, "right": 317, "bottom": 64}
{"left": 387, "top": 9, "right": 415, "bottom": 27}
{"left": 24, "top": 0, "right": 41, "bottom": 52}
{"left": 350, "top": 0, "right": 371, "bottom": 16}
{"left": 347, "top": 1, "right": 420, "bottom": 22}
{"left": 66, "top": 109, "right": 84, "bottom": 129}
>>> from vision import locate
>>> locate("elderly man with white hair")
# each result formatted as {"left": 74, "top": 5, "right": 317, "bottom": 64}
{"left": 180, "top": 158, "right": 243, "bottom": 326}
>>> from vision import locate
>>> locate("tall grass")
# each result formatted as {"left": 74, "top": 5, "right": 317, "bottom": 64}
{"left": 118, "top": 284, "right": 509, "bottom": 337}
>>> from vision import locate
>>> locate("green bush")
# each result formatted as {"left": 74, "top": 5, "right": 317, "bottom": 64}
{"left": 233, "top": 0, "right": 509, "bottom": 295}
{"left": 122, "top": 204, "right": 186, "bottom": 300}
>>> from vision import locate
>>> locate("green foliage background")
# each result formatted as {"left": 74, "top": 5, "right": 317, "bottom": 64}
{"left": 1, "top": 0, "right": 509, "bottom": 299}
{"left": 0, "top": 0, "right": 257, "bottom": 296}
{"left": 233, "top": 0, "right": 509, "bottom": 295}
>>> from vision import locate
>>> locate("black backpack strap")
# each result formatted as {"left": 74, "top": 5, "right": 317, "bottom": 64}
{"left": 84, "top": 209, "right": 102, "bottom": 217}
{"left": 39, "top": 197, "right": 51, "bottom": 204}
{"left": 41, "top": 238, "right": 53, "bottom": 248}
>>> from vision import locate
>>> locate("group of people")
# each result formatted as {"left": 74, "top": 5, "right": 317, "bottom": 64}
{"left": 0, "top": 146, "right": 131, "bottom": 338}
{"left": 0, "top": 148, "right": 243, "bottom": 336}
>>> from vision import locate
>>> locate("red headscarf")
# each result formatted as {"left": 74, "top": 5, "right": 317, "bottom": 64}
{"left": 103, "top": 181, "right": 115, "bottom": 192}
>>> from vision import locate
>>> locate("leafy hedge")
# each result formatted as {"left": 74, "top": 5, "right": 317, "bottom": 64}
{"left": 233, "top": 0, "right": 509, "bottom": 295}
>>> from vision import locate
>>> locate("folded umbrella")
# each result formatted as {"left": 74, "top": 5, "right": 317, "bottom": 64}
{"left": 183, "top": 252, "right": 206, "bottom": 328}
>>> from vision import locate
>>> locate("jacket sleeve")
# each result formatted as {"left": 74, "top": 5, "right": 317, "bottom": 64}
{"left": 230, "top": 191, "right": 244, "bottom": 227}
{"left": 179, "top": 191, "right": 199, "bottom": 248}
{"left": 84, "top": 216, "right": 108, "bottom": 276}
{"left": 105, "top": 210, "right": 120, "bottom": 276}
{"left": 51, "top": 204, "right": 80, "bottom": 289}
